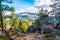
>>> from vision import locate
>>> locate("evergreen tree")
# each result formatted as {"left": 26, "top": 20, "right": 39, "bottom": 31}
{"left": 0, "top": 0, "right": 13, "bottom": 31}
{"left": 38, "top": 9, "right": 46, "bottom": 20}
{"left": 50, "top": 0, "right": 60, "bottom": 28}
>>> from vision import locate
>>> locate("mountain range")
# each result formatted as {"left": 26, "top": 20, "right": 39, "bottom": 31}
{"left": 16, "top": 12, "right": 38, "bottom": 21}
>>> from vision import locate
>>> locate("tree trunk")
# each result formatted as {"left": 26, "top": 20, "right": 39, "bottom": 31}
{"left": 0, "top": 1, "right": 4, "bottom": 32}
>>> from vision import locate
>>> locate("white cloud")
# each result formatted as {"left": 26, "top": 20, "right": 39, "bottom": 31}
{"left": 24, "top": 0, "right": 53, "bottom": 13}
{"left": 34, "top": 0, "right": 52, "bottom": 6}
{"left": 15, "top": 9, "right": 28, "bottom": 13}
{"left": 15, "top": 6, "right": 38, "bottom": 13}
{"left": 15, "top": 0, "right": 53, "bottom": 13}
{"left": 15, "top": 9, "right": 24, "bottom": 13}
{"left": 5, "top": 11, "right": 11, "bottom": 15}
{"left": 25, "top": 6, "right": 38, "bottom": 13}
{"left": 5, "top": 0, "right": 53, "bottom": 15}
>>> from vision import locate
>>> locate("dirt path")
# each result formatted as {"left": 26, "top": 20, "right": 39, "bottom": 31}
{"left": 11, "top": 33, "right": 57, "bottom": 40}
{"left": 18, "top": 33, "right": 47, "bottom": 40}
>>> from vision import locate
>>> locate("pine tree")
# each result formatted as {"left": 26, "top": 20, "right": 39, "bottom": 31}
{"left": 50, "top": 0, "right": 60, "bottom": 12}
{"left": 50, "top": 0, "right": 60, "bottom": 29}
{"left": 37, "top": 9, "right": 46, "bottom": 20}
{"left": 0, "top": 0, "right": 13, "bottom": 31}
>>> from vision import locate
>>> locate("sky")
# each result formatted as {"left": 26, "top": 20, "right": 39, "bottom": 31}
{"left": 11, "top": 0, "right": 34, "bottom": 11}
{"left": 5, "top": 0, "right": 53, "bottom": 14}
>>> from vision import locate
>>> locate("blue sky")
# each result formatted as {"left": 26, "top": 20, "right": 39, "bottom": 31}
{"left": 5, "top": 0, "right": 52, "bottom": 15}
{"left": 10, "top": 0, "right": 52, "bottom": 12}
{"left": 11, "top": 0, "right": 34, "bottom": 10}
